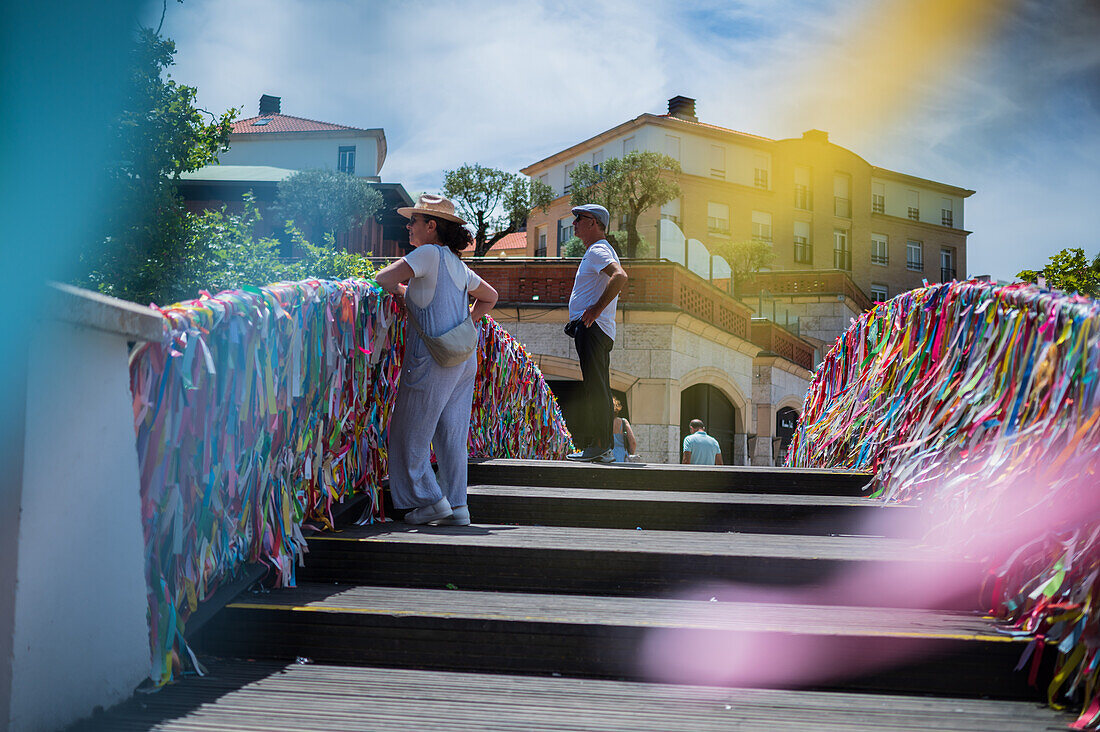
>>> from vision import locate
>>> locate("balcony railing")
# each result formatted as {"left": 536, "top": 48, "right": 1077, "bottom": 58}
{"left": 833, "top": 249, "right": 852, "bottom": 271}
{"left": 793, "top": 241, "right": 813, "bottom": 264}
{"left": 737, "top": 269, "right": 873, "bottom": 312}
{"left": 941, "top": 267, "right": 957, "bottom": 282}
{"left": 750, "top": 319, "right": 815, "bottom": 371}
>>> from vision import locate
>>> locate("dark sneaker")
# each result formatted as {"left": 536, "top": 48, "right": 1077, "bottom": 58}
{"left": 567, "top": 445, "right": 614, "bottom": 463}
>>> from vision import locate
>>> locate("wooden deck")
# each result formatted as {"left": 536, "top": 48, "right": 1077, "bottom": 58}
{"left": 69, "top": 660, "right": 1072, "bottom": 731}
{"left": 75, "top": 459, "right": 1070, "bottom": 730}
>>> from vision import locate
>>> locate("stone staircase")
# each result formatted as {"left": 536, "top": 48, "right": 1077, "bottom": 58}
{"left": 75, "top": 460, "right": 1072, "bottom": 731}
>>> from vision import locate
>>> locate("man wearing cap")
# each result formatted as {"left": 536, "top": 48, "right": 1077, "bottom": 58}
{"left": 565, "top": 204, "right": 628, "bottom": 463}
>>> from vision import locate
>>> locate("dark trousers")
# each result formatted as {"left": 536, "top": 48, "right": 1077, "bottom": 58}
{"left": 573, "top": 322, "right": 614, "bottom": 450}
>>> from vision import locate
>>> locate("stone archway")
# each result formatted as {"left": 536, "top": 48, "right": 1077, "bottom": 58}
{"left": 775, "top": 406, "right": 800, "bottom": 465}
{"left": 679, "top": 384, "right": 736, "bottom": 465}
{"left": 676, "top": 367, "right": 750, "bottom": 464}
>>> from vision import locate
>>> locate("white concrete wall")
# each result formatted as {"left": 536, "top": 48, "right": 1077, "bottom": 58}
{"left": 220, "top": 133, "right": 381, "bottom": 177}
{"left": 6, "top": 286, "right": 158, "bottom": 731}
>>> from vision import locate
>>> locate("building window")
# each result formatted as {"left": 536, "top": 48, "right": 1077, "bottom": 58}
{"left": 941, "top": 247, "right": 956, "bottom": 281}
{"left": 871, "top": 234, "right": 888, "bottom": 265}
{"left": 794, "top": 166, "right": 812, "bottom": 210}
{"left": 833, "top": 229, "right": 851, "bottom": 270}
{"left": 794, "top": 221, "right": 812, "bottom": 264}
{"left": 941, "top": 198, "right": 953, "bottom": 227}
{"left": 623, "top": 136, "right": 636, "bottom": 156}
{"left": 661, "top": 197, "right": 681, "bottom": 227}
{"left": 907, "top": 240, "right": 924, "bottom": 271}
{"left": 751, "top": 211, "right": 772, "bottom": 243}
{"left": 872, "top": 182, "right": 885, "bottom": 214}
{"left": 338, "top": 146, "right": 356, "bottom": 175}
{"left": 754, "top": 155, "right": 769, "bottom": 190}
{"left": 833, "top": 173, "right": 851, "bottom": 218}
{"left": 665, "top": 135, "right": 680, "bottom": 161}
{"left": 710, "top": 144, "right": 726, "bottom": 179}
{"left": 870, "top": 284, "right": 889, "bottom": 302}
{"left": 707, "top": 201, "right": 730, "bottom": 237}
{"left": 907, "top": 190, "right": 919, "bottom": 221}
{"left": 591, "top": 149, "right": 604, "bottom": 175}
{"left": 557, "top": 218, "right": 574, "bottom": 255}
{"left": 535, "top": 227, "right": 547, "bottom": 257}
{"left": 564, "top": 162, "right": 575, "bottom": 194}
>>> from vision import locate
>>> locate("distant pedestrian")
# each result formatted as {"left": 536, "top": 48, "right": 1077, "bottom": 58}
{"left": 611, "top": 396, "right": 637, "bottom": 463}
{"left": 682, "top": 419, "right": 723, "bottom": 465}
{"left": 564, "top": 204, "right": 628, "bottom": 463}
{"left": 375, "top": 194, "right": 499, "bottom": 525}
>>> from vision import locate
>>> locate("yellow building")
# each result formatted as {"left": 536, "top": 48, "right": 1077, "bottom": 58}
{"left": 521, "top": 96, "right": 974, "bottom": 305}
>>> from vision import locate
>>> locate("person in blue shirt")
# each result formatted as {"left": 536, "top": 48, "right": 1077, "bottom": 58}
{"left": 682, "top": 419, "right": 723, "bottom": 465}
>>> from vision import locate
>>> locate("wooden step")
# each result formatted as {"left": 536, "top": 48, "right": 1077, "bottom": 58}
{"left": 67, "top": 659, "right": 1073, "bottom": 731}
{"left": 458, "top": 485, "right": 919, "bottom": 537}
{"left": 300, "top": 523, "right": 980, "bottom": 609}
{"left": 194, "top": 585, "right": 1047, "bottom": 700}
{"left": 467, "top": 458, "right": 873, "bottom": 495}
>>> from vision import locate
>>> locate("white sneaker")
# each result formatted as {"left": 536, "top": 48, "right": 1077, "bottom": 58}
{"left": 404, "top": 498, "right": 452, "bottom": 525}
{"left": 433, "top": 505, "right": 471, "bottom": 526}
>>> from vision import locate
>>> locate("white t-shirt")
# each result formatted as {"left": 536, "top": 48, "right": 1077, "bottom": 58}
{"left": 402, "top": 244, "right": 483, "bottom": 308}
{"left": 567, "top": 239, "right": 620, "bottom": 340}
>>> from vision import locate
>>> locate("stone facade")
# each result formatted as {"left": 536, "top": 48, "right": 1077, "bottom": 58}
{"left": 473, "top": 260, "right": 813, "bottom": 465}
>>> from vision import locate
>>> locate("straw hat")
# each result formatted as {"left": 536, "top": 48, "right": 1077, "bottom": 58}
{"left": 397, "top": 193, "right": 466, "bottom": 225}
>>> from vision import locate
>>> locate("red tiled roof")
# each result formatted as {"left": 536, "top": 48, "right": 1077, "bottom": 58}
{"left": 656, "top": 114, "right": 774, "bottom": 142}
{"left": 462, "top": 230, "right": 529, "bottom": 254}
{"left": 232, "top": 114, "right": 363, "bottom": 134}
{"left": 491, "top": 231, "right": 528, "bottom": 250}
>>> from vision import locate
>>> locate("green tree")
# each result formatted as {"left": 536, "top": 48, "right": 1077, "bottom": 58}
{"left": 1018, "top": 248, "right": 1100, "bottom": 298}
{"left": 562, "top": 231, "right": 644, "bottom": 258}
{"left": 709, "top": 239, "right": 776, "bottom": 296}
{"left": 569, "top": 151, "right": 681, "bottom": 258}
{"left": 81, "top": 27, "right": 237, "bottom": 305}
{"left": 442, "top": 163, "right": 553, "bottom": 256}
{"left": 273, "top": 168, "right": 383, "bottom": 242}
{"left": 189, "top": 194, "right": 377, "bottom": 300}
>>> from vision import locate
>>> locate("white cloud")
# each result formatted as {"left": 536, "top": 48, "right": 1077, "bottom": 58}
{"left": 162, "top": 0, "right": 1100, "bottom": 281}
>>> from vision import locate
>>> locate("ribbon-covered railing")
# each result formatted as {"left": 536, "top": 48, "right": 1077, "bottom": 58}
{"left": 788, "top": 280, "right": 1100, "bottom": 727}
{"left": 130, "top": 278, "right": 572, "bottom": 685}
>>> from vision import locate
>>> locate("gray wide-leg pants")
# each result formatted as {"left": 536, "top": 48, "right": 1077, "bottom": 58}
{"left": 387, "top": 331, "right": 477, "bottom": 510}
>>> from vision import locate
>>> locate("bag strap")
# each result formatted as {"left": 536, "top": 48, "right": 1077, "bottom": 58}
{"left": 405, "top": 247, "right": 471, "bottom": 339}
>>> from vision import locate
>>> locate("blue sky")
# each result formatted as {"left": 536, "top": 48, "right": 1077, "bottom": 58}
{"left": 155, "top": 0, "right": 1100, "bottom": 282}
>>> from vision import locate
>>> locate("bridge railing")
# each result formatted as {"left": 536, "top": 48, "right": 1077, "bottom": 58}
{"left": 789, "top": 280, "right": 1100, "bottom": 726}
{"left": 129, "top": 278, "right": 572, "bottom": 685}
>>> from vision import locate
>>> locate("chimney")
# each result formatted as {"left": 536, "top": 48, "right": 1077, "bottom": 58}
{"left": 802, "top": 129, "right": 829, "bottom": 144}
{"left": 667, "top": 95, "right": 697, "bottom": 122}
{"left": 259, "top": 94, "right": 281, "bottom": 116}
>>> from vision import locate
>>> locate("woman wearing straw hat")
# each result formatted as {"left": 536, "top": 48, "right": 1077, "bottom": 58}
{"left": 375, "top": 194, "right": 498, "bottom": 525}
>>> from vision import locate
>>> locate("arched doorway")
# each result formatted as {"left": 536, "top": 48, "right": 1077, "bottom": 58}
{"left": 679, "top": 384, "right": 736, "bottom": 463}
{"left": 775, "top": 407, "right": 800, "bottom": 465}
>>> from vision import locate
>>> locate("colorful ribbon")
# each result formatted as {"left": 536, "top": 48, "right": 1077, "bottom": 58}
{"left": 130, "top": 277, "right": 573, "bottom": 685}
{"left": 789, "top": 279, "right": 1100, "bottom": 725}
